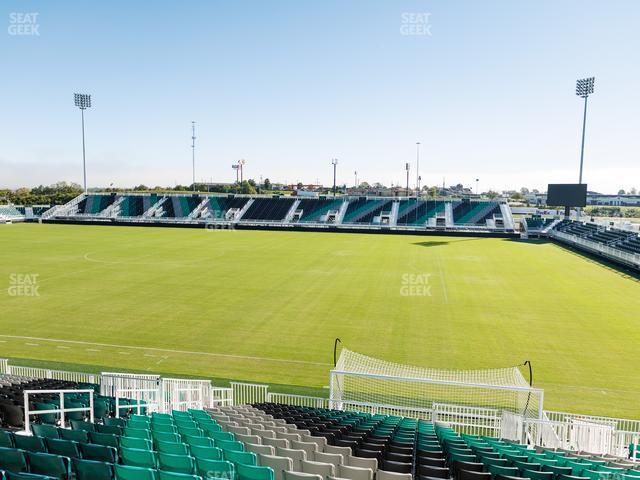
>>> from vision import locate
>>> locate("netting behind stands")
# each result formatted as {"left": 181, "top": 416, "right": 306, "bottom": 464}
{"left": 330, "top": 348, "right": 543, "bottom": 418}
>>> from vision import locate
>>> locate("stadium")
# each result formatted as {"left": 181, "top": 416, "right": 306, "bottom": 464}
{"left": 2, "top": 2, "right": 640, "bottom": 480}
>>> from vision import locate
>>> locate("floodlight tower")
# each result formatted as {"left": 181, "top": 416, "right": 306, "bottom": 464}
{"left": 238, "top": 159, "right": 246, "bottom": 183}
{"left": 74, "top": 93, "right": 92, "bottom": 193}
{"left": 331, "top": 159, "right": 338, "bottom": 197}
{"left": 191, "top": 121, "right": 196, "bottom": 191}
{"left": 405, "top": 162, "right": 410, "bottom": 197}
{"left": 576, "top": 77, "right": 595, "bottom": 185}
{"left": 416, "top": 142, "right": 421, "bottom": 197}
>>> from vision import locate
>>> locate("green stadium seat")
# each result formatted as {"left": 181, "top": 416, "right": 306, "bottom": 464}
{"left": 157, "top": 441, "right": 191, "bottom": 455}
{"left": 195, "top": 459, "right": 235, "bottom": 480}
{"left": 72, "top": 458, "right": 115, "bottom": 480}
{"left": 237, "top": 464, "right": 274, "bottom": 480}
{"left": 96, "top": 424, "right": 123, "bottom": 436}
{"left": 58, "top": 428, "right": 89, "bottom": 444}
{"left": 218, "top": 440, "right": 245, "bottom": 453}
{"left": 0, "top": 446, "right": 29, "bottom": 472}
{"left": 545, "top": 465, "right": 573, "bottom": 477}
{"left": 45, "top": 438, "right": 80, "bottom": 459}
{"left": 158, "top": 471, "right": 204, "bottom": 480}
{"left": 202, "top": 424, "right": 223, "bottom": 435}
{"left": 5, "top": 473, "right": 58, "bottom": 480}
{"left": 224, "top": 450, "right": 257, "bottom": 466}
{"left": 189, "top": 445, "right": 223, "bottom": 461}
{"left": 32, "top": 424, "right": 60, "bottom": 439}
{"left": 26, "top": 451, "right": 72, "bottom": 479}
{"left": 488, "top": 465, "right": 519, "bottom": 478}
{"left": 90, "top": 431, "right": 119, "bottom": 448}
{"left": 172, "top": 411, "right": 192, "bottom": 419}
{"left": 125, "top": 428, "right": 153, "bottom": 440}
{"left": 70, "top": 420, "right": 95, "bottom": 432}
{"left": 33, "top": 403, "right": 58, "bottom": 425}
{"left": 184, "top": 436, "right": 215, "bottom": 448}
{"left": 121, "top": 447, "right": 159, "bottom": 469}
{"left": 121, "top": 437, "right": 154, "bottom": 450}
{"left": 130, "top": 415, "right": 151, "bottom": 424}
{"left": 79, "top": 443, "right": 118, "bottom": 463}
{"left": 14, "top": 435, "right": 47, "bottom": 453}
{"left": 158, "top": 453, "right": 197, "bottom": 474}
{"left": 153, "top": 424, "right": 179, "bottom": 434}
{"left": 178, "top": 427, "right": 203, "bottom": 437}
{"left": 523, "top": 469, "right": 554, "bottom": 480}
{"left": 209, "top": 432, "right": 235, "bottom": 442}
{"left": 114, "top": 464, "right": 157, "bottom": 480}
{"left": 0, "top": 429, "right": 14, "bottom": 447}
{"left": 155, "top": 432, "right": 183, "bottom": 444}
{"left": 104, "top": 418, "right": 127, "bottom": 428}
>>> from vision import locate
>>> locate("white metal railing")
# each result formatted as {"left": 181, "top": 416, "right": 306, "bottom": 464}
{"left": 115, "top": 388, "right": 158, "bottom": 418}
{"left": 433, "top": 403, "right": 502, "bottom": 436}
{"left": 266, "top": 392, "right": 329, "bottom": 408}
{"left": 162, "top": 378, "right": 213, "bottom": 412}
{"left": 552, "top": 230, "right": 640, "bottom": 267}
{"left": 331, "top": 399, "right": 433, "bottom": 420}
{"left": 210, "top": 387, "right": 234, "bottom": 407}
{"left": 230, "top": 382, "right": 269, "bottom": 405}
{"left": 24, "top": 389, "right": 94, "bottom": 432}
{"left": 4, "top": 364, "right": 98, "bottom": 384}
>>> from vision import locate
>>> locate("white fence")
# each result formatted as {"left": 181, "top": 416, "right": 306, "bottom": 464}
{"left": 433, "top": 403, "right": 502, "bottom": 436}
{"left": 115, "top": 387, "right": 161, "bottom": 418}
{"left": 1, "top": 362, "right": 99, "bottom": 384}
{"left": 162, "top": 378, "right": 212, "bottom": 412}
{"left": 552, "top": 230, "right": 640, "bottom": 268}
{"left": 211, "top": 387, "right": 234, "bottom": 407}
{"left": 266, "top": 393, "right": 329, "bottom": 409}
{"left": 23, "top": 389, "right": 94, "bottom": 433}
{"left": 230, "top": 382, "right": 269, "bottom": 405}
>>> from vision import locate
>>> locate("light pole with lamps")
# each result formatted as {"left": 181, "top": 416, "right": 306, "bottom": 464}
{"left": 331, "top": 159, "right": 338, "bottom": 197}
{"left": 74, "top": 93, "right": 92, "bottom": 193}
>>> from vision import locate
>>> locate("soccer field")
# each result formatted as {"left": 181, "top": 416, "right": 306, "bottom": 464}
{"left": 1, "top": 223, "right": 639, "bottom": 418}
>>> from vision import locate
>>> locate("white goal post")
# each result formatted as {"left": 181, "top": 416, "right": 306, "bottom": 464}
{"left": 329, "top": 348, "right": 544, "bottom": 419}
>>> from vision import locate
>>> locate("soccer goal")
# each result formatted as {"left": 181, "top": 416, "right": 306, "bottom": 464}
{"left": 329, "top": 348, "right": 544, "bottom": 420}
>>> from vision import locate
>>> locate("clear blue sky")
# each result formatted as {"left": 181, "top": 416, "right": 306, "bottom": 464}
{"left": 1, "top": 0, "right": 638, "bottom": 193}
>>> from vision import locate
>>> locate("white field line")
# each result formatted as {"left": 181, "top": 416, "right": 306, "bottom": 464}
{"left": 0, "top": 334, "right": 330, "bottom": 367}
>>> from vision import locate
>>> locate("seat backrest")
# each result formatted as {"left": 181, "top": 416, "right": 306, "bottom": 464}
{"left": 246, "top": 443, "right": 276, "bottom": 456}
{"left": 189, "top": 445, "right": 223, "bottom": 461}
{"left": 32, "top": 424, "right": 60, "bottom": 440}
{"left": 291, "top": 441, "right": 318, "bottom": 461}
{"left": 238, "top": 463, "right": 276, "bottom": 480}
{"left": 375, "top": 470, "right": 412, "bottom": 480}
{"left": 337, "top": 464, "right": 374, "bottom": 480}
{"left": 58, "top": 429, "right": 89, "bottom": 444}
{"left": 156, "top": 441, "right": 190, "bottom": 455}
{"left": 26, "top": 451, "right": 71, "bottom": 479}
{"left": 282, "top": 471, "right": 323, "bottom": 480}
{"left": 238, "top": 434, "right": 263, "bottom": 445}
{"left": 0, "top": 429, "right": 14, "bottom": 448}
{"left": 258, "top": 454, "right": 293, "bottom": 480}
{"left": 0, "top": 446, "right": 28, "bottom": 472}
{"left": 314, "top": 452, "right": 342, "bottom": 468}
{"left": 264, "top": 437, "right": 290, "bottom": 449}
{"left": 225, "top": 450, "right": 258, "bottom": 466}
{"left": 120, "top": 447, "right": 158, "bottom": 469}
{"left": 79, "top": 443, "right": 117, "bottom": 463}
{"left": 324, "top": 446, "right": 352, "bottom": 463}
{"left": 158, "top": 452, "right": 197, "bottom": 475}
{"left": 14, "top": 435, "right": 47, "bottom": 453}
{"left": 195, "top": 458, "right": 235, "bottom": 479}
{"left": 120, "top": 437, "right": 153, "bottom": 450}
{"left": 276, "top": 447, "right": 307, "bottom": 471}
{"left": 301, "top": 460, "right": 335, "bottom": 478}
{"left": 184, "top": 435, "right": 215, "bottom": 448}
{"left": 89, "top": 432, "right": 119, "bottom": 448}
{"left": 114, "top": 464, "right": 157, "bottom": 480}
{"left": 72, "top": 458, "right": 114, "bottom": 480}
{"left": 158, "top": 471, "right": 203, "bottom": 480}
{"left": 346, "top": 456, "right": 377, "bottom": 472}
{"left": 45, "top": 438, "right": 80, "bottom": 459}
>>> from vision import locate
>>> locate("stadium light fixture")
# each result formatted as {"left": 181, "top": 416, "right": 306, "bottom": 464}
{"left": 405, "top": 162, "right": 410, "bottom": 197}
{"left": 73, "top": 93, "right": 92, "bottom": 193}
{"left": 191, "top": 121, "right": 196, "bottom": 191}
{"left": 575, "top": 77, "right": 595, "bottom": 185}
{"left": 238, "top": 159, "right": 246, "bottom": 184}
{"left": 331, "top": 158, "right": 338, "bottom": 197}
{"left": 416, "top": 142, "right": 421, "bottom": 198}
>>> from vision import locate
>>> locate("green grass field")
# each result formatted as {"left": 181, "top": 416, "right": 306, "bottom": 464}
{"left": 1, "top": 223, "right": 640, "bottom": 418}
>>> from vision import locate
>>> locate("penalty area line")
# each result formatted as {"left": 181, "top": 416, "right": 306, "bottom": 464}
{"left": 0, "top": 334, "right": 330, "bottom": 367}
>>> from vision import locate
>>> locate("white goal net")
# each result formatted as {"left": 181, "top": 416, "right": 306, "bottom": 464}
{"left": 330, "top": 348, "right": 544, "bottom": 419}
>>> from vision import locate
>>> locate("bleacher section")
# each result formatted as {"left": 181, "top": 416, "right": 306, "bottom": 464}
{"left": 342, "top": 199, "right": 393, "bottom": 224}
{"left": 397, "top": 200, "right": 446, "bottom": 226}
{"left": 525, "top": 216, "right": 554, "bottom": 231}
{"left": 452, "top": 201, "right": 501, "bottom": 226}
{"left": 295, "top": 198, "right": 343, "bottom": 223}
{"left": 77, "top": 194, "right": 117, "bottom": 215}
{"left": 241, "top": 198, "right": 296, "bottom": 222}
{"left": 204, "top": 197, "right": 250, "bottom": 220}
{"left": 46, "top": 193, "right": 514, "bottom": 234}
{"left": 0, "top": 206, "right": 24, "bottom": 219}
